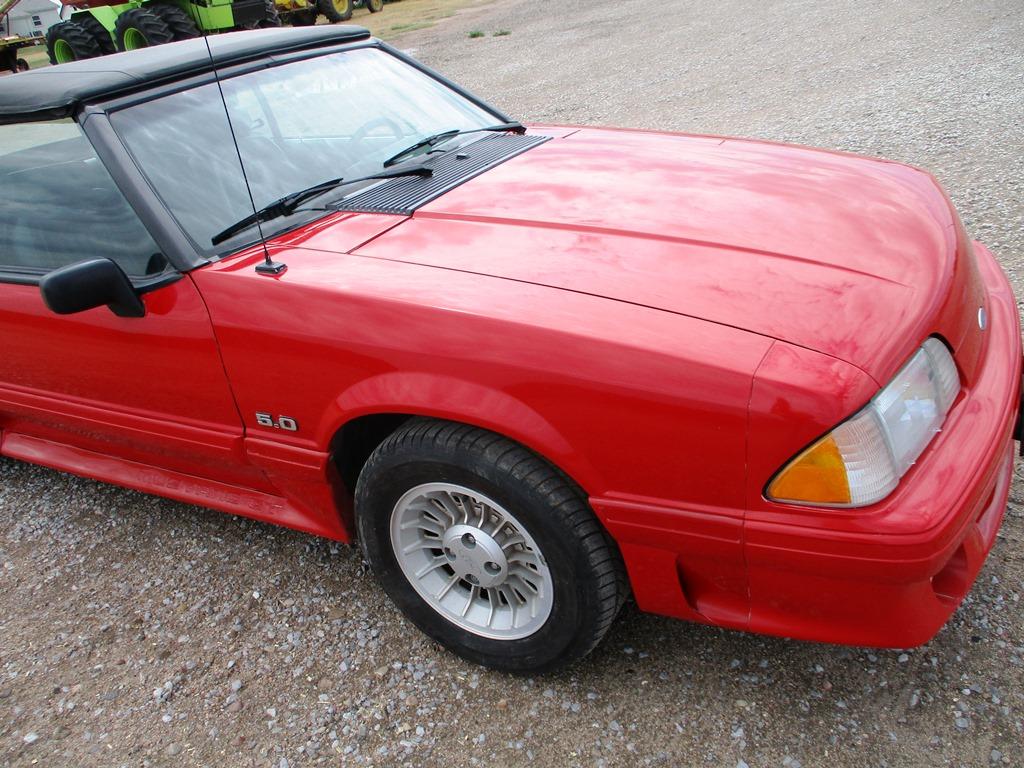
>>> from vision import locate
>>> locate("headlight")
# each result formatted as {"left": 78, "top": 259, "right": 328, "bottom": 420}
{"left": 767, "top": 338, "right": 960, "bottom": 507}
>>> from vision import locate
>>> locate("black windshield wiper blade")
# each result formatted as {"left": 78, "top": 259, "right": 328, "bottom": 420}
{"left": 382, "top": 121, "right": 525, "bottom": 168}
{"left": 212, "top": 164, "right": 434, "bottom": 246}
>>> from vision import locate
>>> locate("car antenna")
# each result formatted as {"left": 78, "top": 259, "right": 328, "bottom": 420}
{"left": 201, "top": 32, "right": 286, "bottom": 276}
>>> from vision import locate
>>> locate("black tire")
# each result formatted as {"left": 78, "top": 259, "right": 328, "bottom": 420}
{"left": 289, "top": 7, "right": 318, "bottom": 26}
{"left": 114, "top": 8, "right": 175, "bottom": 52}
{"left": 74, "top": 14, "right": 116, "bottom": 55}
{"left": 364, "top": 0, "right": 383, "bottom": 12}
{"left": 15, "top": 58, "right": 29, "bottom": 72}
{"left": 245, "top": 0, "right": 281, "bottom": 28}
{"left": 317, "top": 0, "right": 352, "bottom": 22}
{"left": 148, "top": 4, "right": 200, "bottom": 41}
{"left": 355, "top": 419, "right": 628, "bottom": 672}
{"left": 45, "top": 21, "right": 104, "bottom": 65}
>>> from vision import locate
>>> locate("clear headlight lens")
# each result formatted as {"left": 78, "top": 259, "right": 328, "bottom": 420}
{"left": 767, "top": 338, "right": 960, "bottom": 507}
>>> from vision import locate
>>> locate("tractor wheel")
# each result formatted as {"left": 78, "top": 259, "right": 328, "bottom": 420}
{"left": 241, "top": 0, "right": 282, "bottom": 28}
{"left": 317, "top": 0, "right": 353, "bottom": 22}
{"left": 114, "top": 8, "right": 175, "bottom": 51}
{"left": 16, "top": 58, "right": 29, "bottom": 72}
{"left": 46, "top": 21, "right": 104, "bottom": 64}
{"left": 149, "top": 4, "right": 200, "bottom": 41}
{"left": 75, "top": 14, "right": 116, "bottom": 55}
{"left": 290, "top": 7, "right": 318, "bottom": 26}
{"left": 364, "top": 0, "right": 383, "bottom": 12}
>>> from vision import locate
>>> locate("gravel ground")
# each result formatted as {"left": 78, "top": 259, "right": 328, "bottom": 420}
{"left": 2, "top": 1, "right": 1023, "bottom": 766}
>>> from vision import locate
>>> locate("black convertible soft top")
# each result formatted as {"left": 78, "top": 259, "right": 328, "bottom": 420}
{"left": 0, "top": 26, "right": 371, "bottom": 124}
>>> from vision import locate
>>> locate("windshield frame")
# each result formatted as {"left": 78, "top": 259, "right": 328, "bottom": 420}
{"left": 88, "top": 40, "right": 514, "bottom": 267}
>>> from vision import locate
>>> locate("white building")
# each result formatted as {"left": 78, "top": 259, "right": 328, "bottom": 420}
{"left": 1, "top": 0, "right": 62, "bottom": 40}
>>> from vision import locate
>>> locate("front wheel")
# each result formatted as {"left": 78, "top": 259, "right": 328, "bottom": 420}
{"left": 364, "top": 0, "right": 383, "bottom": 12}
{"left": 356, "top": 419, "right": 627, "bottom": 672}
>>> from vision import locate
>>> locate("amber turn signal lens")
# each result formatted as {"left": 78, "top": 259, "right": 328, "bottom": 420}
{"left": 767, "top": 435, "right": 852, "bottom": 505}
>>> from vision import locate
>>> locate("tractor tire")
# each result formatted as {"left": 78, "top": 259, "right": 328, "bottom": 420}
{"left": 317, "top": 0, "right": 353, "bottom": 22}
{"left": 114, "top": 8, "right": 175, "bottom": 52}
{"left": 364, "top": 0, "right": 383, "bottom": 13}
{"left": 241, "top": 0, "right": 282, "bottom": 28}
{"left": 149, "top": 4, "right": 201, "bottom": 41}
{"left": 46, "top": 21, "right": 104, "bottom": 65}
{"left": 290, "top": 7, "right": 318, "bottom": 26}
{"left": 75, "top": 14, "right": 116, "bottom": 55}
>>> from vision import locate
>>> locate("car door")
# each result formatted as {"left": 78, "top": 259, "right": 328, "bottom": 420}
{"left": 0, "top": 118, "right": 267, "bottom": 491}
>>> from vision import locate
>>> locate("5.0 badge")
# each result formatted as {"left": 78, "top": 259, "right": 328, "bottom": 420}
{"left": 255, "top": 412, "right": 298, "bottom": 431}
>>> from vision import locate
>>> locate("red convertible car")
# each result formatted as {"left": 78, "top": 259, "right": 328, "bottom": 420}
{"left": 0, "top": 27, "right": 1019, "bottom": 671}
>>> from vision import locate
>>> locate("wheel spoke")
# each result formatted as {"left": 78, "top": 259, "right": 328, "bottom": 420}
{"left": 402, "top": 540, "right": 436, "bottom": 555}
{"left": 499, "top": 586, "right": 518, "bottom": 626}
{"left": 414, "top": 555, "right": 448, "bottom": 579}
{"left": 507, "top": 550, "right": 539, "bottom": 566}
{"left": 400, "top": 516, "right": 443, "bottom": 536}
{"left": 501, "top": 533, "right": 526, "bottom": 551}
{"left": 485, "top": 588, "right": 496, "bottom": 627}
{"left": 436, "top": 573, "right": 460, "bottom": 600}
{"left": 461, "top": 585, "right": 479, "bottom": 617}
{"left": 487, "top": 510, "right": 508, "bottom": 537}
{"left": 512, "top": 569, "right": 540, "bottom": 594}
{"left": 430, "top": 492, "right": 461, "bottom": 523}
{"left": 450, "top": 491, "right": 473, "bottom": 523}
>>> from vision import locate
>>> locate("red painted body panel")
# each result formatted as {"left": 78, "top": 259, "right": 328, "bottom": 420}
{"left": 2, "top": 123, "right": 1018, "bottom": 650}
{"left": 0, "top": 276, "right": 270, "bottom": 490}
{"left": 384, "top": 127, "right": 981, "bottom": 384}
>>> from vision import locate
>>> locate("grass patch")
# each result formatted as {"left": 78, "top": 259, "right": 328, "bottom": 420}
{"left": 390, "top": 21, "right": 432, "bottom": 33}
{"left": 468, "top": 30, "right": 485, "bottom": 38}
{"left": 492, "top": 29, "right": 510, "bottom": 36}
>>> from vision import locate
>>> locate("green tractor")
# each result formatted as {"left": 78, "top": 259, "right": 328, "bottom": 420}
{"left": 45, "top": 0, "right": 283, "bottom": 63}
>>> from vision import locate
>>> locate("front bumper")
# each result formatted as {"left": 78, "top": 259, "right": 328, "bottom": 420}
{"left": 741, "top": 241, "right": 1021, "bottom": 647}
{"left": 595, "top": 241, "right": 1021, "bottom": 648}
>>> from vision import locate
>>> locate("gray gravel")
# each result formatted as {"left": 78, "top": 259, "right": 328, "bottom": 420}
{"left": 2, "top": 1, "right": 1023, "bottom": 766}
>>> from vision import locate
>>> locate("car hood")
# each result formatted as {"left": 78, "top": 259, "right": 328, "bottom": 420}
{"left": 324, "top": 127, "right": 976, "bottom": 383}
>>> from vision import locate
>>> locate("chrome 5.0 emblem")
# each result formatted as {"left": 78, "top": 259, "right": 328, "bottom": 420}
{"left": 978, "top": 306, "right": 987, "bottom": 331}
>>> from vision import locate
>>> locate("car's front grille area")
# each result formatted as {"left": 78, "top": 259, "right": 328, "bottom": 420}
{"left": 330, "top": 133, "right": 550, "bottom": 216}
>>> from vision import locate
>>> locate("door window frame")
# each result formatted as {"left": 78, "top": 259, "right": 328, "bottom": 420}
{"left": 0, "top": 113, "right": 188, "bottom": 293}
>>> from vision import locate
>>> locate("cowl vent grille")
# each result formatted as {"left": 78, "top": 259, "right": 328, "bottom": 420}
{"left": 331, "top": 133, "right": 550, "bottom": 216}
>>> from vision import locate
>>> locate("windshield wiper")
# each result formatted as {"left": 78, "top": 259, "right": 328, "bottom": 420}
{"left": 382, "top": 121, "right": 525, "bottom": 168}
{"left": 211, "top": 164, "right": 434, "bottom": 246}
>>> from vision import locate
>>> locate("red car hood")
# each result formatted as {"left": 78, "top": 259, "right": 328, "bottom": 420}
{"left": 344, "top": 127, "right": 979, "bottom": 383}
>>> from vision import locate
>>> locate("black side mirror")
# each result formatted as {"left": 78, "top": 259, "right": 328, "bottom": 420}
{"left": 40, "top": 258, "right": 145, "bottom": 319}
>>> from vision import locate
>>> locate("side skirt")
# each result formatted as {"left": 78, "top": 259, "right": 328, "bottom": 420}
{"left": 1, "top": 431, "right": 348, "bottom": 541}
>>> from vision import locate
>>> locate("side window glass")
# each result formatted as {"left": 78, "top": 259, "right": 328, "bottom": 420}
{"left": 0, "top": 120, "right": 167, "bottom": 278}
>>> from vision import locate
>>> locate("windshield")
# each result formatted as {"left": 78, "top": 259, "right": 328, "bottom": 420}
{"left": 109, "top": 47, "right": 499, "bottom": 254}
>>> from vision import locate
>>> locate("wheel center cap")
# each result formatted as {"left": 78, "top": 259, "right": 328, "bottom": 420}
{"left": 442, "top": 524, "right": 508, "bottom": 588}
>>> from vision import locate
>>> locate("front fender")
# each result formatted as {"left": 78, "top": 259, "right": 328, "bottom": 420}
{"left": 323, "top": 372, "right": 604, "bottom": 493}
